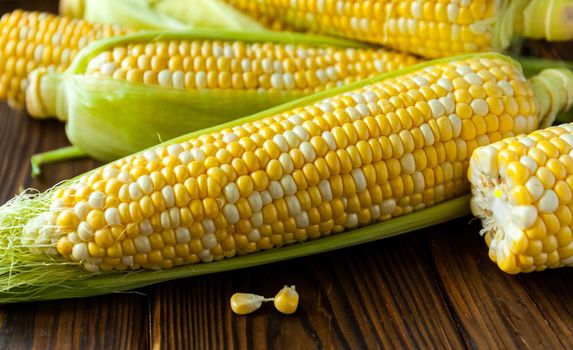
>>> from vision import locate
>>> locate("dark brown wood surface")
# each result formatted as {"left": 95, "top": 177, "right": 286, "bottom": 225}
{"left": 2, "top": 1, "right": 573, "bottom": 349}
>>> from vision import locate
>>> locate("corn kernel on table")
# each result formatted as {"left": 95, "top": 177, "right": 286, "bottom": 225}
{"left": 2, "top": 1, "right": 573, "bottom": 349}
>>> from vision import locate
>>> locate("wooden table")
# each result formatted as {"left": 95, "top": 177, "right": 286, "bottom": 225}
{"left": 2, "top": 1, "right": 573, "bottom": 349}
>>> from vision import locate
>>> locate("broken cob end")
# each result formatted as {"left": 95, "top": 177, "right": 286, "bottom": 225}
{"left": 469, "top": 68, "right": 573, "bottom": 273}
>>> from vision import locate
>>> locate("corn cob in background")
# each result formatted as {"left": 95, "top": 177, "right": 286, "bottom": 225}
{"left": 0, "top": 10, "right": 132, "bottom": 107}
{"left": 220, "top": 0, "right": 573, "bottom": 59}
{"left": 59, "top": 0, "right": 265, "bottom": 31}
{"left": 25, "top": 31, "right": 419, "bottom": 163}
{"left": 0, "top": 7, "right": 265, "bottom": 109}
{"left": 1, "top": 53, "right": 572, "bottom": 303}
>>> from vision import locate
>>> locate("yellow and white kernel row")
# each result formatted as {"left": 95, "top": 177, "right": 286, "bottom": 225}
{"left": 0, "top": 10, "right": 129, "bottom": 106}
{"left": 22, "top": 56, "right": 537, "bottom": 272}
{"left": 222, "top": 0, "right": 497, "bottom": 58}
{"left": 84, "top": 39, "right": 419, "bottom": 92}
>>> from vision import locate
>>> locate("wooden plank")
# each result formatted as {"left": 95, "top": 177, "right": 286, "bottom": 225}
{"left": 0, "top": 0, "right": 57, "bottom": 13}
{"left": 0, "top": 295, "right": 150, "bottom": 349}
{"left": 427, "top": 218, "right": 573, "bottom": 349}
{"left": 150, "top": 233, "right": 465, "bottom": 349}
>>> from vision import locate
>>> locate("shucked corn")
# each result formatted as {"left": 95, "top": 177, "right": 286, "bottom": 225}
{"left": 223, "top": 0, "right": 573, "bottom": 59}
{"left": 21, "top": 54, "right": 551, "bottom": 272}
{"left": 470, "top": 122, "right": 573, "bottom": 273}
{"left": 0, "top": 10, "right": 130, "bottom": 107}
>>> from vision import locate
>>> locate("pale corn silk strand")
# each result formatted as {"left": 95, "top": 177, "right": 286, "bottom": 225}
{"left": 0, "top": 53, "right": 569, "bottom": 303}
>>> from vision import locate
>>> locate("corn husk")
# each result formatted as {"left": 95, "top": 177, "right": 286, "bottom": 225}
{"left": 25, "top": 30, "right": 380, "bottom": 162}
{"left": 59, "top": 0, "right": 265, "bottom": 31}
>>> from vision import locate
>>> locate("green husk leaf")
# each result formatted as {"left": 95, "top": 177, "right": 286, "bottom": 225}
{"left": 62, "top": 0, "right": 265, "bottom": 31}
{"left": 64, "top": 77, "right": 307, "bottom": 160}
{"left": 516, "top": 56, "right": 573, "bottom": 77}
{"left": 26, "top": 30, "right": 370, "bottom": 162}
{"left": 150, "top": 0, "right": 267, "bottom": 31}
{"left": 522, "top": 0, "right": 573, "bottom": 41}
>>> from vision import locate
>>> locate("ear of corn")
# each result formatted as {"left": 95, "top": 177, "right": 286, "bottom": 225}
{"left": 25, "top": 30, "right": 419, "bottom": 161}
{"left": 222, "top": 0, "right": 573, "bottom": 58}
{"left": 470, "top": 121, "right": 573, "bottom": 273}
{"left": 0, "top": 52, "right": 571, "bottom": 303}
{"left": 59, "top": 0, "right": 266, "bottom": 31}
{"left": 0, "top": 8, "right": 264, "bottom": 108}
{"left": 0, "top": 10, "right": 131, "bottom": 107}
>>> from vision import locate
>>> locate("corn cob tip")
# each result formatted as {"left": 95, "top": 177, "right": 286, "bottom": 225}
{"left": 522, "top": 0, "right": 573, "bottom": 42}
{"left": 25, "top": 69, "right": 63, "bottom": 120}
{"left": 530, "top": 68, "right": 573, "bottom": 128}
{"left": 59, "top": 0, "right": 85, "bottom": 19}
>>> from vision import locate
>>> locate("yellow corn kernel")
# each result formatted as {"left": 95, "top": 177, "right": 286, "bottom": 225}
{"left": 273, "top": 285, "right": 299, "bottom": 315}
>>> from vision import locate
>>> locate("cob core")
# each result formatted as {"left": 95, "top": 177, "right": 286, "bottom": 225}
{"left": 20, "top": 54, "right": 549, "bottom": 272}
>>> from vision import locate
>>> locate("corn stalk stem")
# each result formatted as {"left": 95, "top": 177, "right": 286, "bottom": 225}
{"left": 30, "top": 146, "right": 88, "bottom": 177}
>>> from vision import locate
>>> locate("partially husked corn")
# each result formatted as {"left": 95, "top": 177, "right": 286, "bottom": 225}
{"left": 24, "top": 31, "right": 422, "bottom": 163}
{"left": 83, "top": 40, "right": 419, "bottom": 93}
{"left": 22, "top": 54, "right": 540, "bottom": 272}
{"left": 0, "top": 10, "right": 129, "bottom": 106}
{"left": 223, "top": 0, "right": 573, "bottom": 59}
{"left": 223, "top": 0, "right": 498, "bottom": 58}
{"left": 470, "top": 123, "right": 573, "bottom": 273}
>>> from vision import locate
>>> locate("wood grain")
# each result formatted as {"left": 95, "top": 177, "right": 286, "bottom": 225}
{"left": 150, "top": 233, "right": 466, "bottom": 349}
{"left": 428, "top": 219, "right": 573, "bottom": 349}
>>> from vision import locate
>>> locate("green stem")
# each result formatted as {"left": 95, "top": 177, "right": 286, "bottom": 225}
{"left": 30, "top": 146, "right": 89, "bottom": 177}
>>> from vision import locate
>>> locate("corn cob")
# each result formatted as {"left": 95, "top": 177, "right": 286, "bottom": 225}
{"left": 0, "top": 10, "right": 131, "bottom": 107}
{"left": 25, "top": 31, "right": 419, "bottom": 162}
{"left": 222, "top": 0, "right": 573, "bottom": 59}
{"left": 470, "top": 72, "right": 573, "bottom": 273}
{"left": 59, "top": 0, "right": 266, "bottom": 31}
{"left": 1, "top": 53, "right": 571, "bottom": 303}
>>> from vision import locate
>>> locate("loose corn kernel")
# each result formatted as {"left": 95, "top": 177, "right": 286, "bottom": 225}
{"left": 273, "top": 285, "right": 299, "bottom": 314}
{"left": 230, "top": 292, "right": 270, "bottom": 315}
